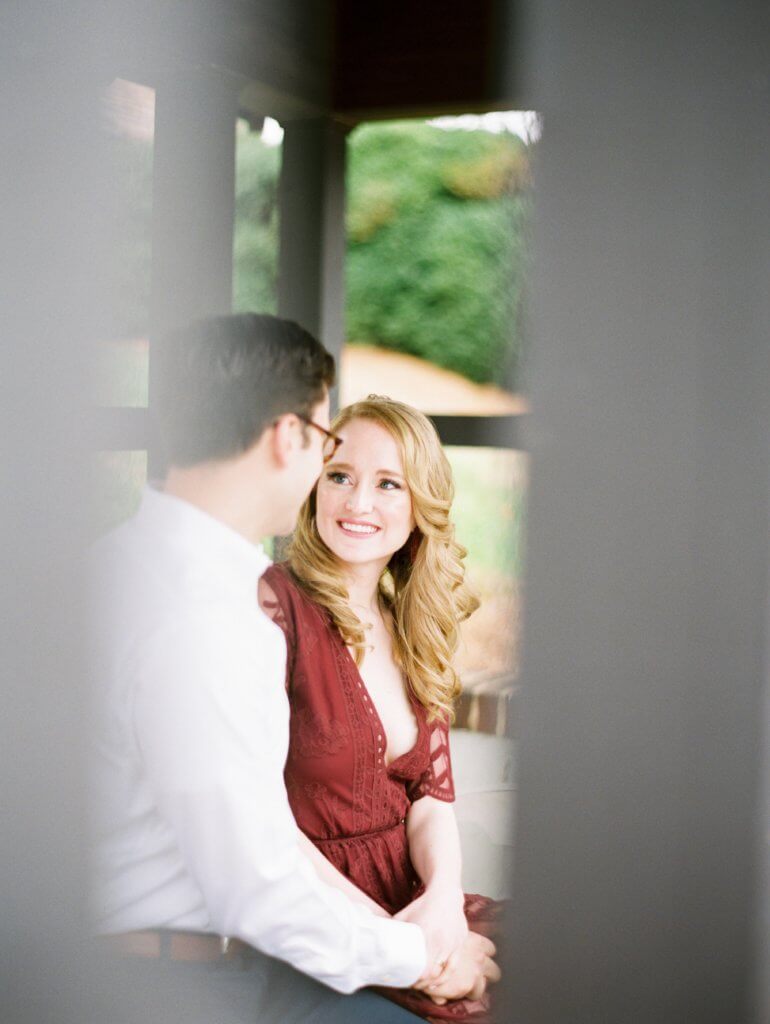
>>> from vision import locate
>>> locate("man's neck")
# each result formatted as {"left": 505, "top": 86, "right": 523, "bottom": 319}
{"left": 163, "top": 462, "right": 269, "bottom": 546}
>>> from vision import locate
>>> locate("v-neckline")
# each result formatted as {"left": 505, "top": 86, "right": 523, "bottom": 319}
{"left": 340, "top": 640, "right": 424, "bottom": 771}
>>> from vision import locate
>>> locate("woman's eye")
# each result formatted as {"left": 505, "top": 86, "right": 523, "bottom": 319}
{"left": 379, "top": 479, "right": 401, "bottom": 490}
{"left": 326, "top": 471, "right": 350, "bottom": 485}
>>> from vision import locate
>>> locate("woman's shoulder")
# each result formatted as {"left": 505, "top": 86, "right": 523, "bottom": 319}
{"left": 261, "top": 560, "right": 291, "bottom": 590}
{"left": 260, "top": 564, "right": 313, "bottom": 653}
{"left": 261, "top": 562, "right": 302, "bottom": 609}
{"left": 261, "top": 562, "right": 328, "bottom": 626}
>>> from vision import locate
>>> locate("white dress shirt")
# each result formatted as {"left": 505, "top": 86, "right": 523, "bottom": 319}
{"left": 89, "top": 486, "right": 426, "bottom": 993}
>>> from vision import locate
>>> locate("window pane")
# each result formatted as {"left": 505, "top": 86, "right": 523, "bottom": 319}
{"left": 344, "top": 113, "right": 537, "bottom": 415}
{"left": 92, "top": 451, "right": 147, "bottom": 535}
{"left": 233, "top": 117, "right": 282, "bottom": 314}
{"left": 97, "top": 79, "right": 154, "bottom": 408}
{"left": 446, "top": 445, "right": 527, "bottom": 696}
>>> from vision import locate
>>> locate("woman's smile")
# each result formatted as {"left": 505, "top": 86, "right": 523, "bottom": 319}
{"left": 337, "top": 519, "right": 381, "bottom": 537}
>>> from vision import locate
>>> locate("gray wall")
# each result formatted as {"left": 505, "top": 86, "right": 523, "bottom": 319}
{"left": 2, "top": 7, "right": 105, "bottom": 1022}
{"left": 504, "top": 2, "right": 770, "bottom": 1021}
{"left": 758, "top": 545, "right": 770, "bottom": 1023}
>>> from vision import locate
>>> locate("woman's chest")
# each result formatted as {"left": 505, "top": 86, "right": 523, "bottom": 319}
{"left": 288, "top": 617, "right": 421, "bottom": 770}
{"left": 356, "top": 639, "right": 418, "bottom": 765}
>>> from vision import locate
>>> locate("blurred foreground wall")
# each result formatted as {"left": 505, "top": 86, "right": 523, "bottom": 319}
{"left": 503, "top": 2, "right": 770, "bottom": 1022}
{"left": 1, "top": 7, "right": 98, "bottom": 1022}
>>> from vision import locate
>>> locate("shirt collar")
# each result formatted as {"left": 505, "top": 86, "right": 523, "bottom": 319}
{"left": 136, "top": 485, "right": 271, "bottom": 593}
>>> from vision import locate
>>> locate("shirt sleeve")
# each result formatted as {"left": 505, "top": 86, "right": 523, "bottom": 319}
{"left": 407, "top": 714, "right": 456, "bottom": 803}
{"left": 131, "top": 603, "right": 426, "bottom": 993}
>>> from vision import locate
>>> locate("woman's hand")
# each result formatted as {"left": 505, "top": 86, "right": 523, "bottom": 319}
{"left": 416, "top": 932, "right": 500, "bottom": 1004}
{"left": 395, "top": 882, "right": 468, "bottom": 977}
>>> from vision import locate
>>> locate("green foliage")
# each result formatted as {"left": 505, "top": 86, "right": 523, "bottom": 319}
{"left": 233, "top": 130, "right": 281, "bottom": 314}
{"left": 447, "top": 448, "right": 526, "bottom": 580}
{"left": 442, "top": 146, "right": 531, "bottom": 199}
{"left": 346, "top": 121, "right": 532, "bottom": 386}
{"left": 347, "top": 180, "right": 398, "bottom": 242}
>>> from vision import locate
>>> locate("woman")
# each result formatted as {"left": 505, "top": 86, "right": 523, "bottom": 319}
{"left": 259, "top": 396, "right": 500, "bottom": 1022}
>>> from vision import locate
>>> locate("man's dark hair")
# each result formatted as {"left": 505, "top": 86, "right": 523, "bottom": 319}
{"left": 157, "top": 313, "right": 335, "bottom": 467}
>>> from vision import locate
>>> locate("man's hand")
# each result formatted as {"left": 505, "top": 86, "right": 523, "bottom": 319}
{"left": 395, "top": 884, "right": 468, "bottom": 979}
{"left": 413, "top": 932, "right": 500, "bottom": 1004}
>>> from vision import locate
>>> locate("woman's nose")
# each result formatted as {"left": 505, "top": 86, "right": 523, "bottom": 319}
{"left": 344, "top": 485, "right": 374, "bottom": 514}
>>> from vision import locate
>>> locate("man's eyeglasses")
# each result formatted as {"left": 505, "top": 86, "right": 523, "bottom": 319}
{"left": 296, "top": 414, "right": 343, "bottom": 464}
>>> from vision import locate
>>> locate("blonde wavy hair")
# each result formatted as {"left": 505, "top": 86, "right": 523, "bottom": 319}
{"left": 287, "top": 395, "right": 479, "bottom": 722}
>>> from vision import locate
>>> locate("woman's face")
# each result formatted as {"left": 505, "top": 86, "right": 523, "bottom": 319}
{"left": 315, "top": 417, "right": 416, "bottom": 571}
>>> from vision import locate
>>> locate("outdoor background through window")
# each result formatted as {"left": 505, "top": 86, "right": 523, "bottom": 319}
{"left": 343, "top": 112, "right": 538, "bottom": 730}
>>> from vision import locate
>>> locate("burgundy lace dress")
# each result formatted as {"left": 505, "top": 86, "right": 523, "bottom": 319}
{"left": 260, "top": 564, "right": 501, "bottom": 1023}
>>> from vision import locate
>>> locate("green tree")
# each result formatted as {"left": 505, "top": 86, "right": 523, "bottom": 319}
{"left": 346, "top": 121, "right": 532, "bottom": 387}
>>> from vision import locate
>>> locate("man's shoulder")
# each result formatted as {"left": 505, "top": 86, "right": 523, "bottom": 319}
{"left": 90, "top": 510, "right": 285, "bottom": 654}
{"left": 90, "top": 516, "right": 170, "bottom": 603}
{"left": 91, "top": 509, "right": 151, "bottom": 564}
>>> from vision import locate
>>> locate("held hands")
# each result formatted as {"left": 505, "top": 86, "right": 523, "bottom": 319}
{"left": 416, "top": 932, "right": 500, "bottom": 1005}
{"left": 395, "top": 883, "right": 468, "bottom": 980}
{"left": 399, "top": 884, "right": 500, "bottom": 1004}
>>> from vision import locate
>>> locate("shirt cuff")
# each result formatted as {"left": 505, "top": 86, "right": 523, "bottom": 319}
{"left": 367, "top": 917, "right": 427, "bottom": 988}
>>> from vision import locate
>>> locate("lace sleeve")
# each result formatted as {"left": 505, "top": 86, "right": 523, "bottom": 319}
{"left": 257, "top": 573, "right": 295, "bottom": 690}
{"left": 408, "top": 715, "right": 455, "bottom": 803}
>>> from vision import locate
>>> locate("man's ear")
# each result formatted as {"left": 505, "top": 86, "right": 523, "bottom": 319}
{"left": 269, "top": 413, "right": 298, "bottom": 469}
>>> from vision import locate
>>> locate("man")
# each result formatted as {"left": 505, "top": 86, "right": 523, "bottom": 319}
{"left": 90, "top": 314, "right": 497, "bottom": 1023}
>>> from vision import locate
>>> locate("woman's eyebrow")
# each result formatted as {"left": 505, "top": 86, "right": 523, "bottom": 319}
{"left": 326, "top": 461, "right": 404, "bottom": 478}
